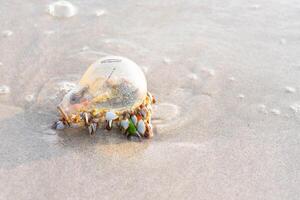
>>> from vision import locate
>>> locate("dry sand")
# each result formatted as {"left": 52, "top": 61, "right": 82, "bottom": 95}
{"left": 0, "top": 0, "right": 299, "bottom": 199}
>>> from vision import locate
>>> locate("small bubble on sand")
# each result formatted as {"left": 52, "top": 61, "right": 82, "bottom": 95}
{"left": 270, "top": 109, "right": 281, "bottom": 115}
{"left": 280, "top": 38, "right": 287, "bottom": 45}
{"left": 47, "top": 1, "right": 78, "bottom": 18}
{"left": 81, "top": 46, "right": 90, "bottom": 51}
{"left": 0, "top": 85, "right": 10, "bottom": 95}
{"left": 25, "top": 94, "right": 35, "bottom": 102}
{"left": 95, "top": 9, "right": 107, "bottom": 16}
{"left": 250, "top": 4, "right": 261, "bottom": 9}
{"left": 258, "top": 104, "right": 268, "bottom": 114}
{"left": 284, "top": 86, "right": 296, "bottom": 93}
{"left": 237, "top": 94, "right": 245, "bottom": 99}
{"left": 163, "top": 57, "right": 171, "bottom": 64}
{"left": 2, "top": 30, "right": 13, "bottom": 37}
{"left": 0, "top": 62, "right": 3, "bottom": 66}
{"left": 44, "top": 30, "right": 55, "bottom": 35}
{"left": 104, "top": 39, "right": 111, "bottom": 43}
{"left": 187, "top": 73, "right": 198, "bottom": 80}
{"left": 201, "top": 68, "right": 215, "bottom": 76}
{"left": 228, "top": 76, "right": 236, "bottom": 81}
{"left": 290, "top": 103, "right": 300, "bottom": 113}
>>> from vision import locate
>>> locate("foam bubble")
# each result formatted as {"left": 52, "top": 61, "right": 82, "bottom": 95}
{"left": 258, "top": 104, "right": 268, "bottom": 114}
{"left": 81, "top": 46, "right": 90, "bottom": 51}
{"left": 47, "top": 1, "right": 78, "bottom": 18}
{"left": 201, "top": 68, "right": 215, "bottom": 76}
{"left": 290, "top": 103, "right": 300, "bottom": 113}
{"left": 2, "top": 30, "right": 13, "bottom": 37}
{"left": 237, "top": 94, "right": 245, "bottom": 99}
{"left": 270, "top": 109, "right": 281, "bottom": 115}
{"left": 285, "top": 86, "right": 296, "bottom": 93}
{"left": 25, "top": 94, "right": 35, "bottom": 102}
{"left": 0, "top": 85, "right": 10, "bottom": 95}
{"left": 44, "top": 30, "right": 55, "bottom": 35}
{"left": 187, "top": 73, "right": 198, "bottom": 80}
{"left": 163, "top": 57, "right": 171, "bottom": 64}
{"left": 95, "top": 9, "right": 107, "bottom": 16}
{"left": 250, "top": 4, "right": 261, "bottom": 9}
{"left": 103, "top": 39, "right": 111, "bottom": 44}
{"left": 228, "top": 76, "right": 236, "bottom": 81}
{"left": 280, "top": 38, "right": 287, "bottom": 45}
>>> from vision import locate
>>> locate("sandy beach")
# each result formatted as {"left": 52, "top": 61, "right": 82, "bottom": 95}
{"left": 0, "top": 0, "right": 299, "bottom": 199}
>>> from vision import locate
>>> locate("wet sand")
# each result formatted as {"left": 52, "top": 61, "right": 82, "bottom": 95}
{"left": 0, "top": 0, "right": 300, "bottom": 199}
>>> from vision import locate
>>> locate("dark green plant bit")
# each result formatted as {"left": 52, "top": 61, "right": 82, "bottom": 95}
{"left": 126, "top": 119, "right": 141, "bottom": 140}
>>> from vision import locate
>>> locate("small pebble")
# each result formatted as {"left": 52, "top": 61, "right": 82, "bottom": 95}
{"left": 0, "top": 85, "right": 10, "bottom": 95}
{"left": 284, "top": 86, "right": 296, "bottom": 93}
{"left": 270, "top": 109, "right": 281, "bottom": 115}
{"left": 2, "top": 30, "right": 13, "bottom": 37}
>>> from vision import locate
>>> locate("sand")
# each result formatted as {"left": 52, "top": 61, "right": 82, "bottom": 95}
{"left": 0, "top": 0, "right": 299, "bottom": 199}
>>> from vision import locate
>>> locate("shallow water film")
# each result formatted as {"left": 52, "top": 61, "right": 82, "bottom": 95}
{"left": 0, "top": 0, "right": 300, "bottom": 199}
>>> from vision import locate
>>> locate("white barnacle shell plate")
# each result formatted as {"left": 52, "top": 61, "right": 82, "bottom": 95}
{"left": 120, "top": 119, "right": 129, "bottom": 129}
{"left": 58, "top": 56, "right": 147, "bottom": 116}
{"left": 105, "top": 111, "right": 118, "bottom": 121}
{"left": 137, "top": 120, "right": 146, "bottom": 134}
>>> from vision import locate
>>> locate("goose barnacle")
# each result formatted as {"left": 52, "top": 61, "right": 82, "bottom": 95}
{"left": 52, "top": 56, "right": 156, "bottom": 140}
